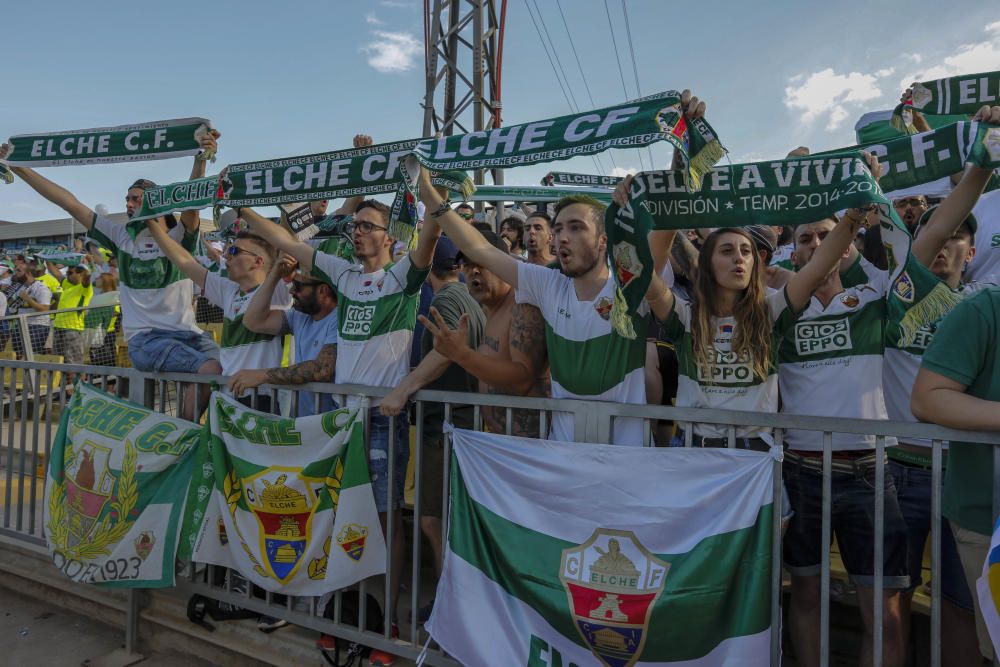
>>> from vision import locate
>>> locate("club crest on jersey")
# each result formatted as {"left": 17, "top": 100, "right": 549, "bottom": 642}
{"left": 840, "top": 294, "right": 859, "bottom": 308}
{"left": 892, "top": 271, "right": 914, "bottom": 303}
{"left": 594, "top": 296, "right": 613, "bottom": 321}
{"left": 613, "top": 243, "right": 643, "bottom": 289}
{"left": 719, "top": 323, "right": 733, "bottom": 334}
{"left": 560, "top": 529, "right": 669, "bottom": 667}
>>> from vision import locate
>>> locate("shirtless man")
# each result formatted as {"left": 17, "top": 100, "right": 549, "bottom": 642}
{"left": 422, "top": 230, "right": 549, "bottom": 436}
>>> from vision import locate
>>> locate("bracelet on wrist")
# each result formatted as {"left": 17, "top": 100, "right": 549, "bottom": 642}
{"left": 431, "top": 200, "right": 453, "bottom": 219}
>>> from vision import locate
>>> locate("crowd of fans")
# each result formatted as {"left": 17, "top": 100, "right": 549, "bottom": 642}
{"left": 3, "top": 95, "right": 1000, "bottom": 666}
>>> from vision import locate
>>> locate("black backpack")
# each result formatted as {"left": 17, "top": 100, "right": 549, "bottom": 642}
{"left": 319, "top": 591, "right": 385, "bottom": 667}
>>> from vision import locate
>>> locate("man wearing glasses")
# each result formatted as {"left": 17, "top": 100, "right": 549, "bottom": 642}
{"left": 244, "top": 197, "right": 441, "bottom": 662}
{"left": 893, "top": 195, "right": 929, "bottom": 234}
{"left": 145, "top": 220, "right": 292, "bottom": 414}
{"left": 0, "top": 132, "right": 221, "bottom": 420}
{"left": 454, "top": 202, "right": 475, "bottom": 222}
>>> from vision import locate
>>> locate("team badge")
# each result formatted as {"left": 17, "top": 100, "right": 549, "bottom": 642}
{"left": 719, "top": 323, "right": 733, "bottom": 334}
{"left": 594, "top": 297, "right": 613, "bottom": 321}
{"left": 134, "top": 531, "right": 156, "bottom": 560}
{"left": 892, "top": 271, "right": 914, "bottom": 303}
{"left": 654, "top": 103, "right": 690, "bottom": 150}
{"left": 840, "top": 294, "right": 859, "bottom": 308}
{"left": 613, "top": 243, "right": 644, "bottom": 290}
{"left": 983, "top": 127, "right": 1000, "bottom": 162}
{"left": 63, "top": 443, "right": 114, "bottom": 549}
{"left": 909, "top": 82, "right": 933, "bottom": 110}
{"left": 560, "top": 529, "right": 669, "bottom": 667}
{"left": 337, "top": 524, "right": 369, "bottom": 562}
{"left": 246, "top": 469, "right": 318, "bottom": 583}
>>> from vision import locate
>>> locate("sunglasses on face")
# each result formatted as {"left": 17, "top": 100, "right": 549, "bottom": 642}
{"left": 226, "top": 245, "right": 261, "bottom": 259}
{"left": 291, "top": 279, "right": 321, "bottom": 291}
{"left": 893, "top": 198, "right": 927, "bottom": 208}
{"left": 346, "top": 220, "right": 387, "bottom": 235}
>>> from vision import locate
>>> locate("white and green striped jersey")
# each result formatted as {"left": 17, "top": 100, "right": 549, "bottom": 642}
{"left": 770, "top": 243, "right": 794, "bottom": 270}
{"left": 312, "top": 250, "right": 428, "bottom": 399}
{"left": 202, "top": 272, "right": 292, "bottom": 388}
{"left": 778, "top": 269, "right": 893, "bottom": 452}
{"left": 90, "top": 214, "right": 200, "bottom": 341}
{"left": 515, "top": 262, "right": 648, "bottom": 446}
{"left": 884, "top": 278, "right": 995, "bottom": 446}
{"left": 665, "top": 288, "right": 798, "bottom": 438}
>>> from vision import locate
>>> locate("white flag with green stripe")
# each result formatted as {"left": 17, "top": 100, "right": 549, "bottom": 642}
{"left": 183, "top": 393, "right": 385, "bottom": 595}
{"left": 427, "top": 428, "right": 777, "bottom": 666}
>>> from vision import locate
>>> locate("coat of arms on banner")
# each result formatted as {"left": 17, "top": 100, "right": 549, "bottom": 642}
{"left": 655, "top": 103, "right": 689, "bottom": 150}
{"left": 246, "top": 469, "right": 318, "bottom": 583}
{"left": 336, "top": 523, "right": 369, "bottom": 561}
{"left": 613, "top": 243, "right": 643, "bottom": 289}
{"left": 560, "top": 529, "right": 670, "bottom": 667}
{"left": 984, "top": 127, "right": 1000, "bottom": 162}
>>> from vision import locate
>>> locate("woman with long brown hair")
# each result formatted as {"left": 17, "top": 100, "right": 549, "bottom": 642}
{"left": 614, "top": 177, "right": 872, "bottom": 449}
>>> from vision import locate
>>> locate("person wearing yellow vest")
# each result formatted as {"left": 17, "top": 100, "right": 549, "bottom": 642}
{"left": 52, "top": 265, "right": 93, "bottom": 367}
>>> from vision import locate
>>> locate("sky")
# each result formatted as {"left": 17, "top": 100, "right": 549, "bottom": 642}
{"left": 2, "top": 0, "right": 999, "bottom": 223}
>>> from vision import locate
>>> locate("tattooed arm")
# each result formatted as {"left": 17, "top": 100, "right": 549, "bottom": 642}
{"left": 227, "top": 343, "right": 337, "bottom": 395}
{"left": 509, "top": 303, "right": 549, "bottom": 396}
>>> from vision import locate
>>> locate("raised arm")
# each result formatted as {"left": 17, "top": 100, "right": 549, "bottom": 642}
{"left": 417, "top": 166, "right": 520, "bottom": 287}
{"left": 243, "top": 256, "right": 295, "bottom": 336}
{"left": 240, "top": 206, "right": 315, "bottom": 272}
{"left": 146, "top": 218, "right": 208, "bottom": 290}
{"left": 910, "top": 106, "right": 999, "bottom": 265}
{"left": 786, "top": 209, "right": 868, "bottom": 311}
{"left": 0, "top": 144, "right": 94, "bottom": 229}
{"left": 333, "top": 134, "right": 373, "bottom": 216}
{"left": 180, "top": 129, "right": 220, "bottom": 232}
{"left": 409, "top": 205, "right": 442, "bottom": 270}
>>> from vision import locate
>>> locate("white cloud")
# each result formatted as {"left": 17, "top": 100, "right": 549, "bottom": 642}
{"left": 874, "top": 67, "right": 895, "bottom": 78}
{"left": 365, "top": 13, "right": 383, "bottom": 25}
{"left": 361, "top": 31, "right": 422, "bottom": 73}
{"left": 610, "top": 166, "right": 638, "bottom": 178}
{"left": 784, "top": 68, "right": 889, "bottom": 130}
{"left": 899, "top": 24, "right": 1000, "bottom": 88}
{"left": 903, "top": 53, "right": 923, "bottom": 64}
{"left": 379, "top": 0, "right": 414, "bottom": 8}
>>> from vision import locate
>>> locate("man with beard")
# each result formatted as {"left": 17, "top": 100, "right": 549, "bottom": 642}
{"left": 500, "top": 215, "right": 526, "bottom": 257}
{"left": 145, "top": 221, "right": 292, "bottom": 413}
{"left": 8, "top": 262, "right": 52, "bottom": 358}
{"left": 523, "top": 211, "right": 556, "bottom": 266}
{"left": 242, "top": 196, "right": 442, "bottom": 663}
{"left": 0, "top": 132, "right": 221, "bottom": 419}
{"left": 231, "top": 255, "right": 338, "bottom": 417}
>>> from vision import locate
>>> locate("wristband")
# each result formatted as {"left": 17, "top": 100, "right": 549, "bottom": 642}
{"left": 431, "top": 200, "right": 453, "bottom": 219}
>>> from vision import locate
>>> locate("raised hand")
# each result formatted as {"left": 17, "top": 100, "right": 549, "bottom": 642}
{"left": 418, "top": 307, "right": 471, "bottom": 363}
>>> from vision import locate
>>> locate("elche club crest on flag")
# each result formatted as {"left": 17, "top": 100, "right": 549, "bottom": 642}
{"left": 245, "top": 469, "right": 317, "bottom": 583}
{"left": 613, "top": 242, "right": 643, "bottom": 289}
{"left": 561, "top": 529, "right": 669, "bottom": 667}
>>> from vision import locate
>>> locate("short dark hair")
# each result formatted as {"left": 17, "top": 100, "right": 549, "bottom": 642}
{"left": 500, "top": 216, "right": 524, "bottom": 235}
{"left": 472, "top": 221, "right": 493, "bottom": 234}
{"left": 355, "top": 199, "right": 391, "bottom": 225}
{"left": 554, "top": 195, "right": 607, "bottom": 235}
{"left": 455, "top": 202, "right": 475, "bottom": 212}
{"left": 525, "top": 210, "right": 552, "bottom": 227}
{"left": 128, "top": 179, "right": 157, "bottom": 191}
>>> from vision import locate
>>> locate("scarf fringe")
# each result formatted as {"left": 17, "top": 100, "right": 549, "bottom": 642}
{"left": 0, "top": 164, "right": 12, "bottom": 185}
{"left": 897, "top": 282, "right": 964, "bottom": 348}
{"left": 686, "top": 139, "right": 726, "bottom": 192}
{"left": 388, "top": 221, "right": 416, "bottom": 247}
{"left": 610, "top": 287, "right": 637, "bottom": 340}
{"left": 889, "top": 105, "right": 918, "bottom": 135}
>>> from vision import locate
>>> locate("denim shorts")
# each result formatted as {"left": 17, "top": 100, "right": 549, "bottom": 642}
{"left": 368, "top": 411, "right": 409, "bottom": 513}
{"left": 128, "top": 329, "right": 220, "bottom": 374}
{"left": 890, "top": 460, "right": 974, "bottom": 611}
{"left": 783, "top": 454, "right": 910, "bottom": 589}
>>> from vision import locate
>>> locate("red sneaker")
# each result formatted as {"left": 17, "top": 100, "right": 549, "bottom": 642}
{"left": 368, "top": 624, "right": 400, "bottom": 666}
{"left": 316, "top": 634, "right": 337, "bottom": 650}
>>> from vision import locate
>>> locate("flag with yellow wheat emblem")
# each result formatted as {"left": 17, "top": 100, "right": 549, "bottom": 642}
{"left": 183, "top": 392, "right": 385, "bottom": 595}
{"left": 44, "top": 382, "right": 202, "bottom": 587}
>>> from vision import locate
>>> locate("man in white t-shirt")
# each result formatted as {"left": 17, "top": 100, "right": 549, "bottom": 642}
{"left": 8, "top": 264, "right": 52, "bottom": 358}
{"left": 242, "top": 195, "right": 441, "bottom": 659}
{"left": 0, "top": 132, "right": 221, "bottom": 419}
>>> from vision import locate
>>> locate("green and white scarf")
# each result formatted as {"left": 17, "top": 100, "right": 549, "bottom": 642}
{"left": 1, "top": 118, "right": 215, "bottom": 178}
{"left": 605, "top": 152, "right": 888, "bottom": 338}
{"left": 130, "top": 175, "right": 218, "bottom": 222}
{"left": 472, "top": 184, "right": 613, "bottom": 203}
{"left": 541, "top": 171, "right": 623, "bottom": 187}
{"left": 855, "top": 109, "right": 968, "bottom": 144}
{"left": 36, "top": 249, "right": 86, "bottom": 267}
{"left": 892, "top": 71, "right": 1000, "bottom": 133}
{"left": 815, "top": 120, "right": 1000, "bottom": 193}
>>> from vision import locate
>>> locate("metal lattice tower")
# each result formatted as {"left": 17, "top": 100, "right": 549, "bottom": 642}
{"left": 422, "top": 0, "right": 507, "bottom": 211}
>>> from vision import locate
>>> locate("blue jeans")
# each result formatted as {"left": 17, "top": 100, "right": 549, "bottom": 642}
{"left": 128, "top": 329, "right": 219, "bottom": 373}
{"left": 783, "top": 455, "right": 910, "bottom": 589}
{"left": 368, "top": 412, "right": 409, "bottom": 513}
{"left": 890, "top": 460, "right": 974, "bottom": 611}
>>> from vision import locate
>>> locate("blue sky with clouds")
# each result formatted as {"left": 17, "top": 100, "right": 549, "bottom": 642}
{"left": 2, "top": 0, "right": 999, "bottom": 222}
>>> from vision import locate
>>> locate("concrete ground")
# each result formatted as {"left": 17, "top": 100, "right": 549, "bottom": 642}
{"left": 1, "top": 588, "right": 211, "bottom": 667}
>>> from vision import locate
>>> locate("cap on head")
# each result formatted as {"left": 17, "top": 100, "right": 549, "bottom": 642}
{"left": 432, "top": 236, "right": 460, "bottom": 272}
{"left": 917, "top": 204, "right": 978, "bottom": 241}
{"left": 745, "top": 225, "right": 777, "bottom": 255}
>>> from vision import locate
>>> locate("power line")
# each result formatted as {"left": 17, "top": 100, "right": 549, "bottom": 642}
{"left": 523, "top": 0, "right": 606, "bottom": 175}
{"left": 603, "top": 0, "right": 644, "bottom": 172}
{"left": 621, "top": 0, "right": 656, "bottom": 170}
